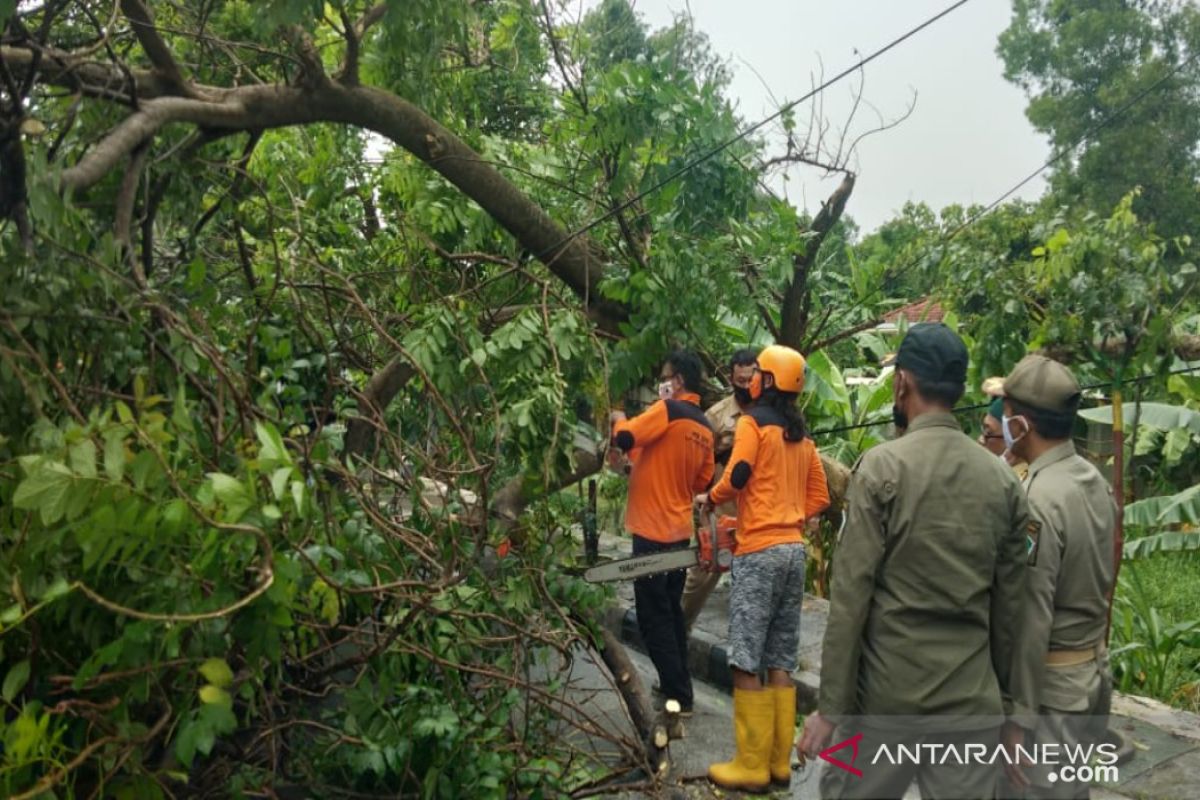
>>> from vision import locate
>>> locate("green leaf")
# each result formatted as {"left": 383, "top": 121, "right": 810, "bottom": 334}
{"left": 271, "top": 467, "right": 292, "bottom": 501}
{"left": 0, "top": 604, "right": 21, "bottom": 625}
{"left": 1123, "top": 530, "right": 1200, "bottom": 560}
{"left": 40, "top": 577, "right": 72, "bottom": 602}
{"left": 1079, "top": 402, "right": 1200, "bottom": 435}
{"left": 199, "top": 684, "right": 232, "bottom": 707}
{"left": 291, "top": 480, "right": 305, "bottom": 516}
{"left": 0, "top": 1, "right": 16, "bottom": 31}
{"left": 199, "top": 658, "right": 234, "bottom": 688}
{"left": 104, "top": 434, "right": 126, "bottom": 482}
{"left": 208, "top": 472, "right": 252, "bottom": 520}
{"left": 255, "top": 421, "right": 289, "bottom": 464}
{"left": 130, "top": 450, "right": 159, "bottom": 490}
{"left": 175, "top": 701, "right": 236, "bottom": 768}
{"left": 69, "top": 439, "right": 97, "bottom": 479}
{"left": 1125, "top": 484, "right": 1200, "bottom": 529}
{"left": 2, "top": 659, "right": 30, "bottom": 702}
{"left": 13, "top": 459, "right": 74, "bottom": 525}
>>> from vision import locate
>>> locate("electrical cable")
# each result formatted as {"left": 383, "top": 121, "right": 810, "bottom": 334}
{"left": 810, "top": 363, "right": 1200, "bottom": 438}
{"left": 534, "top": 0, "right": 975, "bottom": 262}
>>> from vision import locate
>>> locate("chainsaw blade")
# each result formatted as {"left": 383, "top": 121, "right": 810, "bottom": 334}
{"left": 583, "top": 548, "right": 699, "bottom": 583}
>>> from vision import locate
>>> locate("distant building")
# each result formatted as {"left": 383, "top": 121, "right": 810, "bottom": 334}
{"left": 875, "top": 298, "right": 946, "bottom": 368}
{"left": 875, "top": 298, "right": 945, "bottom": 334}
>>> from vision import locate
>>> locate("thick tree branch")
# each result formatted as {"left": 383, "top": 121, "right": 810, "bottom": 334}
{"left": 336, "top": 8, "right": 361, "bottom": 87}
{"left": 119, "top": 0, "right": 191, "bottom": 96}
{"left": 807, "top": 316, "right": 883, "bottom": 353}
{"left": 0, "top": 45, "right": 175, "bottom": 102}
{"left": 1039, "top": 333, "right": 1200, "bottom": 364}
{"left": 491, "top": 446, "right": 603, "bottom": 541}
{"left": 55, "top": 81, "right": 627, "bottom": 332}
{"left": 354, "top": 4, "right": 389, "bottom": 40}
{"left": 778, "top": 173, "right": 855, "bottom": 349}
{"left": 114, "top": 143, "right": 149, "bottom": 286}
{"left": 344, "top": 356, "right": 417, "bottom": 460}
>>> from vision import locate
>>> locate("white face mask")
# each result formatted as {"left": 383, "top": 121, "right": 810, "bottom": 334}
{"left": 1001, "top": 413, "right": 1027, "bottom": 453}
{"left": 657, "top": 380, "right": 675, "bottom": 401}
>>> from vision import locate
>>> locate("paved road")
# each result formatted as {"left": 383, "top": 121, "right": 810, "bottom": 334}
{"left": 556, "top": 643, "right": 890, "bottom": 799}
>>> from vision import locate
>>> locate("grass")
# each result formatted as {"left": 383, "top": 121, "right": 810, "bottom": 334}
{"left": 1114, "top": 555, "right": 1200, "bottom": 712}
{"left": 1126, "top": 556, "right": 1200, "bottom": 622}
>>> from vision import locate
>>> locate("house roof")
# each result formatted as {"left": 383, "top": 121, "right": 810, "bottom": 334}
{"left": 882, "top": 298, "right": 945, "bottom": 325}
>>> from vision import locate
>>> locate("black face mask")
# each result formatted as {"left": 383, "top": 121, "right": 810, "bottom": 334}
{"left": 892, "top": 404, "right": 908, "bottom": 432}
{"left": 733, "top": 386, "right": 754, "bottom": 406}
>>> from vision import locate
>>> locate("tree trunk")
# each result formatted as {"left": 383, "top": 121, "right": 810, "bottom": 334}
{"left": 778, "top": 173, "right": 855, "bottom": 350}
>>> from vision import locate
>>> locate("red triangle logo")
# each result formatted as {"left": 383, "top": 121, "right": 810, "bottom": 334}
{"left": 819, "top": 732, "right": 864, "bottom": 777}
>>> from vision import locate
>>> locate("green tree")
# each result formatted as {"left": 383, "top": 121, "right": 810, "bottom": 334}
{"left": 0, "top": 0, "right": 887, "bottom": 794}
{"left": 998, "top": 0, "right": 1200, "bottom": 239}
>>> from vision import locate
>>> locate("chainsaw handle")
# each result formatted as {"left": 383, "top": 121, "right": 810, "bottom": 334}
{"left": 698, "top": 509, "right": 720, "bottom": 573}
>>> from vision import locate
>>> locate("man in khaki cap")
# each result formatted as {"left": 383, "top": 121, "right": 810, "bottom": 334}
{"left": 800, "top": 324, "right": 1030, "bottom": 799}
{"left": 999, "top": 355, "right": 1116, "bottom": 799}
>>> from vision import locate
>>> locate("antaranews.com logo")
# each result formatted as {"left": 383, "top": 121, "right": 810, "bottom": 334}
{"left": 818, "top": 728, "right": 1120, "bottom": 785}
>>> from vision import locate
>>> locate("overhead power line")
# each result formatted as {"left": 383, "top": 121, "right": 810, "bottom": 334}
{"left": 810, "top": 364, "right": 1200, "bottom": 438}
{"left": 536, "top": 0, "right": 974, "bottom": 261}
{"left": 832, "top": 46, "right": 1200, "bottom": 330}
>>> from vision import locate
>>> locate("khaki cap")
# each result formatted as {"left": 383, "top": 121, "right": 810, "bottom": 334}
{"left": 1003, "top": 355, "right": 1081, "bottom": 414}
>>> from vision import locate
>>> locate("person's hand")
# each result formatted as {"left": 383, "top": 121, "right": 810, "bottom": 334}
{"left": 1001, "top": 721, "right": 1031, "bottom": 789}
{"left": 693, "top": 493, "right": 711, "bottom": 510}
{"left": 805, "top": 515, "right": 821, "bottom": 535}
{"left": 605, "top": 446, "right": 625, "bottom": 470}
{"left": 797, "top": 711, "right": 835, "bottom": 761}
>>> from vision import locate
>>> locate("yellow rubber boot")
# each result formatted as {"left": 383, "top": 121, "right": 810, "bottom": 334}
{"left": 708, "top": 688, "right": 773, "bottom": 793}
{"left": 769, "top": 685, "right": 797, "bottom": 787}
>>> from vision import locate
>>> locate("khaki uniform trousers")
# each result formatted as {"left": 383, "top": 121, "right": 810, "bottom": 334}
{"left": 1002, "top": 648, "right": 1113, "bottom": 800}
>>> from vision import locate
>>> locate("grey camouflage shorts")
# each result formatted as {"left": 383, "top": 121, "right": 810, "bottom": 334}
{"left": 728, "top": 543, "right": 806, "bottom": 674}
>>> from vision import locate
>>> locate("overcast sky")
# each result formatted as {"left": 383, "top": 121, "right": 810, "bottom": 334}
{"left": 606, "top": 0, "right": 1049, "bottom": 233}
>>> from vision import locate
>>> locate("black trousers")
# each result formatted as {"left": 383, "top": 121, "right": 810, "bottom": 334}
{"left": 632, "top": 535, "right": 693, "bottom": 708}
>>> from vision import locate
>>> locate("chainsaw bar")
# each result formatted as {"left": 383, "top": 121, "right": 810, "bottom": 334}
{"left": 583, "top": 548, "right": 699, "bottom": 583}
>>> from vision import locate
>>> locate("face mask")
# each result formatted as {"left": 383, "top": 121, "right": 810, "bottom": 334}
{"left": 657, "top": 380, "right": 675, "bottom": 401}
{"left": 1001, "top": 414, "right": 1027, "bottom": 451}
{"left": 733, "top": 386, "right": 753, "bottom": 405}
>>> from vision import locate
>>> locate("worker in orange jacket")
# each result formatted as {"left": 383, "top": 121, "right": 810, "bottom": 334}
{"left": 695, "top": 345, "right": 829, "bottom": 793}
{"left": 609, "top": 350, "right": 715, "bottom": 715}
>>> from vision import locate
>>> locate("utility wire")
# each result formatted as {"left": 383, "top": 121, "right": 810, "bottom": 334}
{"left": 535, "top": 0, "right": 974, "bottom": 261}
{"left": 827, "top": 46, "right": 1200, "bottom": 333}
{"left": 811, "top": 363, "right": 1200, "bottom": 438}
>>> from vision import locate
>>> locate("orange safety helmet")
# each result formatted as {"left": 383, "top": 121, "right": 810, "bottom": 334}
{"left": 749, "top": 344, "right": 806, "bottom": 399}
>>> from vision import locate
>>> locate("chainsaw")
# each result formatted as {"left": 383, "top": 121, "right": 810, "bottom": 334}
{"left": 583, "top": 512, "right": 736, "bottom": 583}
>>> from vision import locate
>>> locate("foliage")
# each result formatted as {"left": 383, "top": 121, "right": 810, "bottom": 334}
{"left": 943, "top": 192, "right": 1196, "bottom": 386}
{"left": 998, "top": 0, "right": 1200, "bottom": 240}
{"left": 1110, "top": 567, "right": 1200, "bottom": 709}
{"left": 0, "top": 0, "right": 822, "bottom": 794}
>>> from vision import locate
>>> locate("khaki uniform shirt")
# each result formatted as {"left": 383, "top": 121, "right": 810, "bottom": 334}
{"left": 1011, "top": 441, "right": 1116, "bottom": 725}
{"left": 706, "top": 394, "right": 744, "bottom": 459}
{"left": 705, "top": 394, "right": 745, "bottom": 517}
{"left": 819, "top": 412, "right": 1030, "bottom": 725}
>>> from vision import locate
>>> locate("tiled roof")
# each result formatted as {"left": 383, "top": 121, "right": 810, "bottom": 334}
{"left": 882, "top": 298, "right": 944, "bottom": 324}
